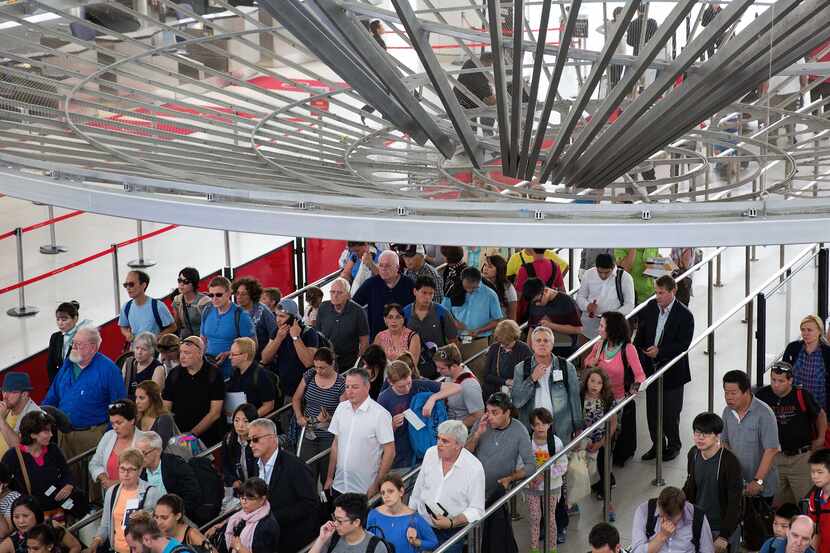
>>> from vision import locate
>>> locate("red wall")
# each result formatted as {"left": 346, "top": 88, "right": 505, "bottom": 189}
{"left": 234, "top": 243, "right": 295, "bottom": 294}
{"left": 305, "top": 238, "right": 346, "bottom": 283}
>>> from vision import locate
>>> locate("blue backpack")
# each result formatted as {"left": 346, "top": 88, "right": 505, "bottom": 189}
{"left": 408, "top": 391, "right": 448, "bottom": 465}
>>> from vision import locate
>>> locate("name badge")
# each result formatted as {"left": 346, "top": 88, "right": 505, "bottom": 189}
{"left": 552, "top": 370, "right": 564, "bottom": 382}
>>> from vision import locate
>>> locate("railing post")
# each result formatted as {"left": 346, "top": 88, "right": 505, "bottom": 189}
{"left": 127, "top": 220, "right": 156, "bottom": 268}
{"left": 295, "top": 237, "right": 306, "bottom": 313}
{"left": 780, "top": 244, "right": 786, "bottom": 284}
{"left": 568, "top": 248, "right": 574, "bottom": 290}
{"left": 819, "top": 248, "right": 829, "bottom": 322}
{"left": 223, "top": 230, "right": 233, "bottom": 279}
{"left": 602, "top": 418, "right": 612, "bottom": 521}
{"left": 39, "top": 205, "right": 68, "bottom": 254}
{"left": 112, "top": 244, "right": 121, "bottom": 317}
{"left": 715, "top": 249, "right": 724, "bottom": 287}
{"left": 653, "top": 376, "right": 666, "bottom": 486}
{"left": 746, "top": 298, "right": 754, "bottom": 381}
{"left": 743, "top": 246, "right": 751, "bottom": 323}
{"left": 6, "top": 227, "right": 39, "bottom": 317}
{"left": 542, "top": 467, "right": 551, "bottom": 553}
{"left": 707, "top": 257, "right": 715, "bottom": 413}
{"left": 469, "top": 523, "right": 482, "bottom": 553}
{"left": 756, "top": 293, "right": 767, "bottom": 386}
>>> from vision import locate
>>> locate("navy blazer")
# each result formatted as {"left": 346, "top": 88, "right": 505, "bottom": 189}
{"left": 633, "top": 299, "right": 695, "bottom": 389}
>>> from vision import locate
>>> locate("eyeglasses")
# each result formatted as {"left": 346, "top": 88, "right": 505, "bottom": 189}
{"left": 206, "top": 292, "right": 225, "bottom": 298}
{"left": 331, "top": 515, "right": 353, "bottom": 526}
{"left": 239, "top": 496, "right": 262, "bottom": 503}
{"left": 177, "top": 278, "right": 191, "bottom": 285}
{"left": 119, "top": 466, "right": 139, "bottom": 473}
{"left": 770, "top": 362, "right": 793, "bottom": 373}
{"left": 122, "top": 282, "right": 137, "bottom": 289}
{"left": 229, "top": 352, "right": 245, "bottom": 357}
{"left": 249, "top": 433, "right": 275, "bottom": 444}
{"left": 138, "top": 449, "right": 156, "bottom": 456}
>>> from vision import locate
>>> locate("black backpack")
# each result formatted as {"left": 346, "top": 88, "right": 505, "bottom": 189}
{"left": 644, "top": 498, "right": 704, "bottom": 553}
{"left": 252, "top": 365, "right": 283, "bottom": 412}
{"left": 125, "top": 298, "right": 164, "bottom": 331}
{"left": 614, "top": 269, "right": 628, "bottom": 308}
{"left": 186, "top": 456, "right": 224, "bottom": 525}
{"left": 326, "top": 527, "right": 394, "bottom": 553}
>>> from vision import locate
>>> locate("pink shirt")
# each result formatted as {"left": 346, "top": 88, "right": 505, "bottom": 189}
{"left": 584, "top": 342, "right": 646, "bottom": 400}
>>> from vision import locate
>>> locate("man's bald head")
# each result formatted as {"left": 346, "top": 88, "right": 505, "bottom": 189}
{"left": 787, "top": 515, "right": 815, "bottom": 553}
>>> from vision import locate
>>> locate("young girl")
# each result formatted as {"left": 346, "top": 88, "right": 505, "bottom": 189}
{"left": 527, "top": 408, "right": 568, "bottom": 553}
{"left": 581, "top": 368, "right": 617, "bottom": 513}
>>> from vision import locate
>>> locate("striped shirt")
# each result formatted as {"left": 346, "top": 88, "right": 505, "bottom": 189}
{"left": 301, "top": 369, "right": 345, "bottom": 437}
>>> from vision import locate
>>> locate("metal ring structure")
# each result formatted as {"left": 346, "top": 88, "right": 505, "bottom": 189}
{"left": 0, "top": 0, "right": 828, "bottom": 246}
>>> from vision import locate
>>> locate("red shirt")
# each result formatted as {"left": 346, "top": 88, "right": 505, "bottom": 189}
{"left": 808, "top": 488, "right": 830, "bottom": 553}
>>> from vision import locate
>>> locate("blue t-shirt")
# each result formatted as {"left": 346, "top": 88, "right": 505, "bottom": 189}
{"left": 441, "top": 284, "right": 503, "bottom": 338}
{"left": 378, "top": 379, "right": 441, "bottom": 468}
{"left": 118, "top": 297, "right": 175, "bottom": 335}
{"left": 353, "top": 275, "right": 416, "bottom": 339}
{"left": 200, "top": 304, "right": 255, "bottom": 377}
{"left": 161, "top": 538, "right": 182, "bottom": 553}
{"left": 366, "top": 509, "right": 438, "bottom": 553}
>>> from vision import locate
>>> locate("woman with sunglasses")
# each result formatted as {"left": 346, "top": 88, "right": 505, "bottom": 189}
{"left": 221, "top": 479, "right": 279, "bottom": 553}
{"left": 171, "top": 268, "right": 210, "bottom": 340}
{"left": 367, "top": 473, "right": 437, "bottom": 553}
{"left": 90, "top": 400, "right": 142, "bottom": 493}
{"left": 90, "top": 449, "right": 161, "bottom": 553}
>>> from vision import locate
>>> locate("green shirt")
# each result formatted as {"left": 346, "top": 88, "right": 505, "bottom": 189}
{"left": 72, "top": 362, "right": 82, "bottom": 381}
{"left": 614, "top": 248, "right": 660, "bottom": 304}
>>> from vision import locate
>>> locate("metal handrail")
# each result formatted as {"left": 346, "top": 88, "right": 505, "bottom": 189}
{"left": 431, "top": 243, "right": 820, "bottom": 553}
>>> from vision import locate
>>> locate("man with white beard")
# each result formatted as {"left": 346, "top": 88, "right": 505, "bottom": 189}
{"left": 43, "top": 325, "right": 127, "bottom": 463}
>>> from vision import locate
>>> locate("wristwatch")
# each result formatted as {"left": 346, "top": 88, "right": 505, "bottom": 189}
{"left": 291, "top": 336, "right": 299, "bottom": 341}
{"left": 755, "top": 478, "right": 764, "bottom": 486}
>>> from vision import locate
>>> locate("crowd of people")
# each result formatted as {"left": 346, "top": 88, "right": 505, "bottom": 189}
{"left": 3, "top": 242, "right": 830, "bottom": 553}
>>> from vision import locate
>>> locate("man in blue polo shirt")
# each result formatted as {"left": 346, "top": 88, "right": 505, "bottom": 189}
{"left": 353, "top": 250, "right": 416, "bottom": 339}
{"left": 200, "top": 275, "right": 255, "bottom": 379}
{"left": 43, "top": 326, "right": 127, "bottom": 469}
{"left": 442, "top": 267, "right": 504, "bottom": 380}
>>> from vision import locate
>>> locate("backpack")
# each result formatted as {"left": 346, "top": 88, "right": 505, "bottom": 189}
{"left": 125, "top": 298, "right": 164, "bottom": 331}
{"left": 522, "top": 259, "right": 560, "bottom": 288}
{"left": 645, "top": 498, "right": 705, "bottom": 553}
{"left": 806, "top": 487, "right": 830, "bottom": 538}
{"left": 408, "top": 391, "right": 448, "bottom": 464}
{"left": 614, "top": 269, "right": 628, "bottom": 308}
{"left": 326, "top": 528, "right": 394, "bottom": 553}
{"left": 186, "top": 456, "right": 224, "bottom": 525}
{"left": 251, "top": 365, "right": 284, "bottom": 411}
{"left": 795, "top": 387, "right": 818, "bottom": 440}
{"left": 169, "top": 545, "right": 199, "bottom": 553}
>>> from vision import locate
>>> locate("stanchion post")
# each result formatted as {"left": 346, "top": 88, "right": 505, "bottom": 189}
{"left": 39, "top": 205, "right": 68, "bottom": 254}
{"left": 819, "top": 248, "right": 829, "bottom": 322}
{"left": 294, "top": 237, "right": 306, "bottom": 313}
{"left": 127, "top": 220, "right": 156, "bottom": 268}
{"left": 223, "top": 230, "right": 233, "bottom": 280}
{"left": 7, "top": 228, "right": 39, "bottom": 317}
{"left": 707, "top": 258, "right": 715, "bottom": 413}
{"left": 742, "top": 247, "right": 750, "bottom": 323}
{"left": 746, "top": 298, "right": 754, "bottom": 380}
{"left": 756, "top": 293, "right": 767, "bottom": 386}
{"left": 111, "top": 243, "right": 121, "bottom": 316}
{"left": 542, "top": 467, "right": 551, "bottom": 553}
{"left": 602, "top": 418, "right": 612, "bottom": 521}
{"left": 653, "top": 376, "right": 666, "bottom": 486}
{"left": 568, "top": 248, "right": 574, "bottom": 290}
{"left": 715, "top": 249, "right": 724, "bottom": 287}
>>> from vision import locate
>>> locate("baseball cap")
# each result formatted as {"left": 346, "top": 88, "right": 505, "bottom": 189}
{"left": 277, "top": 298, "right": 301, "bottom": 318}
{"left": 393, "top": 244, "right": 425, "bottom": 258}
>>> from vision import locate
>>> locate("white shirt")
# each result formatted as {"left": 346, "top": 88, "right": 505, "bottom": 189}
{"left": 257, "top": 448, "right": 279, "bottom": 486}
{"left": 409, "top": 446, "right": 485, "bottom": 526}
{"left": 576, "top": 267, "right": 635, "bottom": 339}
{"left": 534, "top": 362, "right": 554, "bottom": 415}
{"left": 329, "top": 397, "right": 394, "bottom": 494}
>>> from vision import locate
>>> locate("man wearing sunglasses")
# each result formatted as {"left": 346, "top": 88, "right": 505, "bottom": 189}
{"left": 118, "top": 270, "right": 177, "bottom": 343}
{"left": 756, "top": 362, "right": 827, "bottom": 505}
{"left": 247, "top": 418, "right": 318, "bottom": 553}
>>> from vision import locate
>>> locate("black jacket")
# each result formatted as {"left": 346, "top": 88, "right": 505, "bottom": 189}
{"left": 682, "top": 446, "right": 743, "bottom": 537}
{"left": 222, "top": 436, "right": 258, "bottom": 487}
{"left": 265, "top": 449, "right": 319, "bottom": 553}
{"left": 141, "top": 453, "right": 201, "bottom": 517}
{"left": 47, "top": 332, "right": 66, "bottom": 383}
{"left": 782, "top": 340, "right": 830, "bottom": 410}
{"left": 634, "top": 299, "right": 694, "bottom": 389}
{"left": 250, "top": 514, "right": 281, "bottom": 553}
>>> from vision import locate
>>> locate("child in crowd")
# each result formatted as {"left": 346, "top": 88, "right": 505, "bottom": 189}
{"left": 581, "top": 368, "right": 617, "bottom": 517}
{"left": 807, "top": 449, "right": 830, "bottom": 553}
{"left": 304, "top": 286, "right": 323, "bottom": 326}
{"left": 527, "top": 408, "right": 568, "bottom": 553}
{"left": 772, "top": 503, "right": 801, "bottom": 539}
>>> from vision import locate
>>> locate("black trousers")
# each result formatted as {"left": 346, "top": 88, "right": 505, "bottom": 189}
{"left": 646, "top": 383, "right": 684, "bottom": 451}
